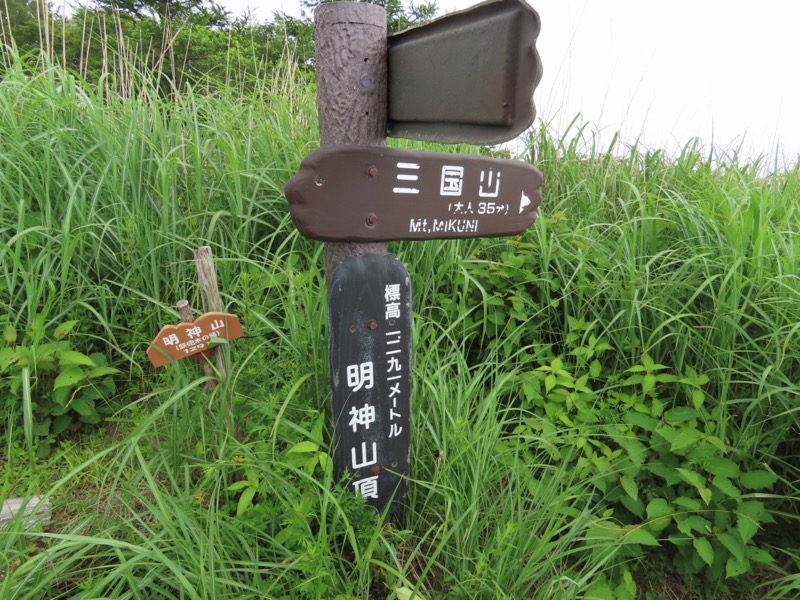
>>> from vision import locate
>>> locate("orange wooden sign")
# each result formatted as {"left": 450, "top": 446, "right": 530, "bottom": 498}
{"left": 147, "top": 312, "right": 244, "bottom": 368}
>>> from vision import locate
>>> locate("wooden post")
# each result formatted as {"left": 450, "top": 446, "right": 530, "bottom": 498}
{"left": 315, "top": 4, "right": 411, "bottom": 514}
{"left": 193, "top": 246, "right": 226, "bottom": 380}
{"left": 315, "top": 2, "right": 388, "bottom": 282}
{"left": 177, "top": 299, "right": 217, "bottom": 387}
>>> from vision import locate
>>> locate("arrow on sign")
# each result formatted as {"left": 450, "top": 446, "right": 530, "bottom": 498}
{"left": 285, "top": 145, "right": 543, "bottom": 242}
{"left": 520, "top": 191, "right": 532, "bottom": 214}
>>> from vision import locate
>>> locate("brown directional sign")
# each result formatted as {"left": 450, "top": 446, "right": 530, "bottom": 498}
{"left": 328, "top": 254, "right": 412, "bottom": 513}
{"left": 285, "top": 145, "right": 543, "bottom": 242}
{"left": 387, "top": 0, "right": 542, "bottom": 144}
{"left": 147, "top": 312, "right": 244, "bottom": 367}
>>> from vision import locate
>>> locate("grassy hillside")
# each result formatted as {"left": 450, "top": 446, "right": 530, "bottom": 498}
{"left": 1, "top": 48, "right": 798, "bottom": 599}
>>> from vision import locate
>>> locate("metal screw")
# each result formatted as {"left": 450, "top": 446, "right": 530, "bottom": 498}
{"left": 367, "top": 320, "right": 378, "bottom": 330}
{"left": 349, "top": 325, "right": 357, "bottom": 333}
{"left": 366, "top": 213, "right": 378, "bottom": 227}
{"left": 313, "top": 175, "right": 325, "bottom": 187}
{"left": 371, "top": 466, "right": 381, "bottom": 476}
{"left": 367, "top": 166, "right": 378, "bottom": 179}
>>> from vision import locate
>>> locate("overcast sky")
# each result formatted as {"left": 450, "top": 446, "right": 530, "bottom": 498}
{"left": 220, "top": 0, "right": 799, "bottom": 167}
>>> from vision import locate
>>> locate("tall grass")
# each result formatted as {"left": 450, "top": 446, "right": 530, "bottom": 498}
{"left": 2, "top": 34, "right": 799, "bottom": 600}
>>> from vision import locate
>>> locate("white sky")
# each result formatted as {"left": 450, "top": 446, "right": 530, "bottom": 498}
{"left": 224, "top": 0, "right": 800, "bottom": 166}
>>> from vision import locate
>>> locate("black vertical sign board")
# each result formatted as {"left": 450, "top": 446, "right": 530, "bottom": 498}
{"left": 328, "top": 254, "right": 412, "bottom": 513}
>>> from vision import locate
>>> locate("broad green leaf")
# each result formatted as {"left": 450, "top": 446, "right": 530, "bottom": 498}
{"left": 52, "top": 386, "right": 70, "bottom": 407}
{"left": 584, "top": 579, "right": 614, "bottom": 599}
{"left": 675, "top": 514, "right": 710, "bottom": 536}
{"left": 672, "top": 496, "right": 703, "bottom": 511}
{"left": 623, "top": 527, "right": 659, "bottom": 546}
{"left": 58, "top": 350, "right": 96, "bottom": 368}
{"left": 654, "top": 373, "right": 679, "bottom": 383}
{"left": 646, "top": 498, "right": 672, "bottom": 519}
{"left": 54, "top": 320, "right": 79, "bottom": 339}
{"left": 545, "top": 373, "right": 556, "bottom": 393}
{"left": 0, "top": 347, "right": 16, "bottom": 370}
{"left": 712, "top": 475, "right": 741, "bottom": 499}
{"left": 3, "top": 325, "right": 17, "bottom": 344}
{"left": 736, "top": 501, "right": 765, "bottom": 543}
{"left": 79, "top": 412, "right": 102, "bottom": 425}
{"left": 227, "top": 480, "right": 252, "bottom": 492}
{"left": 624, "top": 412, "right": 658, "bottom": 431}
{"left": 620, "top": 475, "right": 638, "bottom": 502}
{"left": 288, "top": 441, "right": 319, "bottom": 454}
{"left": 642, "top": 374, "right": 656, "bottom": 395}
{"left": 705, "top": 435, "right": 728, "bottom": 452}
{"left": 52, "top": 414, "right": 72, "bottom": 435}
{"left": 653, "top": 426, "right": 678, "bottom": 445}
{"left": 590, "top": 359, "right": 602, "bottom": 378}
{"left": 32, "top": 419, "right": 50, "bottom": 437}
{"left": 663, "top": 407, "right": 702, "bottom": 422}
{"left": 718, "top": 531, "right": 746, "bottom": 562}
{"left": 54, "top": 367, "right": 88, "bottom": 390}
{"left": 725, "top": 556, "right": 749, "bottom": 578}
{"left": 317, "top": 452, "right": 333, "bottom": 476}
{"left": 650, "top": 397, "right": 665, "bottom": 418}
{"left": 396, "top": 586, "right": 427, "bottom": 600}
{"left": 647, "top": 462, "right": 682, "bottom": 485}
{"left": 739, "top": 470, "right": 777, "bottom": 490}
{"left": 676, "top": 467, "right": 705, "bottom": 489}
{"left": 618, "top": 438, "right": 648, "bottom": 466}
{"left": 236, "top": 486, "right": 256, "bottom": 517}
{"left": 692, "top": 388, "right": 705, "bottom": 409}
{"left": 705, "top": 457, "right": 740, "bottom": 478}
{"left": 693, "top": 537, "right": 715, "bottom": 567}
{"left": 670, "top": 427, "right": 703, "bottom": 452}
{"left": 746, "top": 548, "right": 774, "bottom": 564}
{"left": 69, "top": 396, "right": 96, "bottom": 417}
{"left": 88, "top": 366, "right": 121, "bottom": 378}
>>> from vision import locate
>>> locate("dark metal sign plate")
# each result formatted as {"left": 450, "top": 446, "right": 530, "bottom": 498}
{"left": 328, "top": 254, "right": 412, "bottom": 513}
{"left": 387, "top": 0, "right": 542, "bottom": 144}
{"left": 285, "top": 145, "right": 543, "bottom": 241}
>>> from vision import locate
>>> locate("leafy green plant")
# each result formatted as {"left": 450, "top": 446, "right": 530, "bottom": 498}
{"left": 515, "top": 318, "right": 779, "bottom": 594}
{"left": 0, "top": 318, "right": 119, "bottom": 457}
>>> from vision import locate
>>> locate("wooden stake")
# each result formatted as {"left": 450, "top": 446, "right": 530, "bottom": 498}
{"left": 193, "top": 246, "right": 226, "bottom": 381}
{"left": 177, "top": 298, "right": 217, "bottom": 388}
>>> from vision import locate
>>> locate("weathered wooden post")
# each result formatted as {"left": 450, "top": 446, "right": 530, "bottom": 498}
{"left": 315, "top": 3, "right": 389, "bottom": 279}
{"left": 314, "top": 3, "right": 412, "bottom": 514}
{"left": 286, "top": 0, "right": 543, "bottom": 514}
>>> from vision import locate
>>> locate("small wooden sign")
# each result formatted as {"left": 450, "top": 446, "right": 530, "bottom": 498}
{"left": 147, "top": 312, "right": 244, "bottom": 367}
{"left": 285, "top": 145, "right": 543, "bottom": 242}
{"left": 328, "top": 254, "right": 412, "bottom": 513}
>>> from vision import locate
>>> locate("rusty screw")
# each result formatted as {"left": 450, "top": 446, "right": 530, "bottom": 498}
{"left": 367, "top": 166, "right": 378, "bottom": 179}
{"left": 367, "top": 320, "right": 378, "bottom": 330}
{"left": 371, "top": 466, "right": 381, "bottom": 476}
{"left": 366, "top": 213, "right": 378, "bottom": 227}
